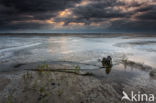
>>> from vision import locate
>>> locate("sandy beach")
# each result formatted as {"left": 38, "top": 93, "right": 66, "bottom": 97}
{"left": 0, "top": 34, "right": 156, "bottom": 103}
{"left": 0, "top": 60, "right": 156, "bottom": 103}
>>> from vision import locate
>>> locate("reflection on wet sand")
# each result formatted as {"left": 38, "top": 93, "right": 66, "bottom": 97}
{"left": 105, "top": 66, "right": 112, "bottom": 74}
{"left": 48, "top": 37, "right": 73, "bottom": 54}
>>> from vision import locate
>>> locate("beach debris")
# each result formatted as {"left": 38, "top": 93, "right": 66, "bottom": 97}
{"left": 25, "top": 68, "right": 93, "bottom": 76}
{"left": 98, "top": 56, "right": 113, "bottom": 74}
{"left": 101, "top": 56, "right": 112, "bottom": 68}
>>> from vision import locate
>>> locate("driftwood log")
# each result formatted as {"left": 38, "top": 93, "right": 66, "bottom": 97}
{"left": 24, "top": 56, "right": 113, "bottom": 76}
{"left": 101, "top": 56, "right": 112, "bottom": 67}
{"left": 25, "top": 69, "right": 93, "bottom": 76}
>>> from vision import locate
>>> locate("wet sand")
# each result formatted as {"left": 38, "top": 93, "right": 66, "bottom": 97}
{"left": 0, "top": 60, "right": 156, "bottom": 103}
{"left": 0, "top": 34, "right": 156, "bottom": 102}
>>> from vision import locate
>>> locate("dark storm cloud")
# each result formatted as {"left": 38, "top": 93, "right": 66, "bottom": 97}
{"left": 54, "top": 0, "right": 129, "bottom": 25}
{"left": 55, "top": 0, "right": 156, "bottom": 32}
{"left": 0, "top": 0, "right": 80, "bottom": 31}
{"left": 135, "top": 6, "right": 156, "bottom": 20}
{"left": 66, "top": 0, "right": 155, "bottom": 21}
{"left": 73, "top": 2, "right": 125, "bottom": 19}
{"left": 135, "top": 4, "right": 155, "bottom": 12}
{"left": 0, "top": 0, "right": 156, "bottom": 32}
{"left": 0, "top": 0, "right": 80, "bottom": 13}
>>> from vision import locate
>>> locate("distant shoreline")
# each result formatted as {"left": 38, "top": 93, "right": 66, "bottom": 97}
{"left": 0, "top": 33, "right": 156, "bottom": 38}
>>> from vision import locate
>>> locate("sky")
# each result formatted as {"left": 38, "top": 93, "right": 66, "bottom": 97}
{"left": 0, "top": 0, "right": 156, "bottom": 33}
